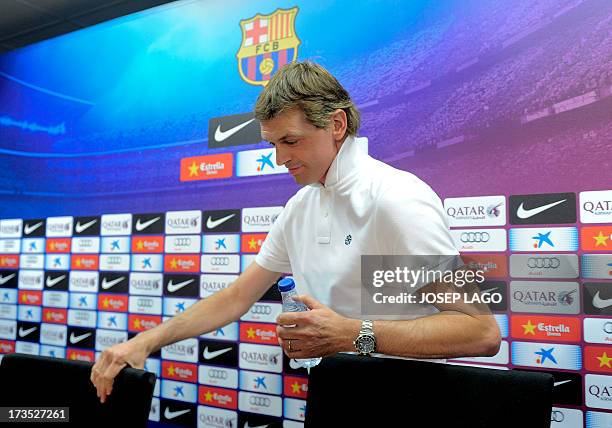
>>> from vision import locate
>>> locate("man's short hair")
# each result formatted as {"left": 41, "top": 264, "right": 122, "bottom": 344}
{"left": 254, "top": 60, "right": 361, "bottom": 137}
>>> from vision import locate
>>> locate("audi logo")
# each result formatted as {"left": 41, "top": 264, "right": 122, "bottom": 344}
{"left": 528, "top": 257, "right": 560, "bottom": 269}
{"left": 460, "top": 232, "right": 490, "bottom": 243}
{"left": 248, "top": 396, "right": 271, "bottom": 407}
{"left": 210, "top": 257, "right": 230, "bottom": 266}
{"left": 603, "top": 322, "right": 612, "bottom": 335}
{"left": 251, "top": 305, "right": 272, "bottom": 315}
{"left": 137, "top": 299, "right": 155, "bottom": 307}
{"left": 208, "top": 369, "right": 228, "bottom": 380}
{"left": 550, "top": 410, "right": 564, "bottom": 423}
{"left": 175, "top": 238, "right": 192, "bottom": 246}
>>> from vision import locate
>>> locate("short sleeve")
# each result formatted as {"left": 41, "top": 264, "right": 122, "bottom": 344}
{"left": 375, "top": 179, "right": 459, "bottom": 257}
{"left": 255, "top": 203, "right": 292, "bottom": 273}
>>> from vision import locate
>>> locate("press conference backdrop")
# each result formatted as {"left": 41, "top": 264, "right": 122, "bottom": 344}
{"left": 0, "top": 0, "right": 611, "bottom": 426}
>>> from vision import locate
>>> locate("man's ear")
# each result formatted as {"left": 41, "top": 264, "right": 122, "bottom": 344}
{"left": 330, "top": 109, "right": 347, "bottom": 142}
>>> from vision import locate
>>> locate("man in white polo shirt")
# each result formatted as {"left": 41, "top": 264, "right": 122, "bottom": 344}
{"left": 91, "top": 61, "right": 501, "bottom": 403}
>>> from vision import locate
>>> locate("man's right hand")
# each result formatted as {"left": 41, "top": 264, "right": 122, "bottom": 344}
{"left": 90, "top": 336, "right": 151, "bottom": 403}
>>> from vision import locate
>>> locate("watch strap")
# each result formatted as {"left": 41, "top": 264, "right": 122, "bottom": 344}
{"left": 359, "top": 320, "right": 373, "bottom": 335}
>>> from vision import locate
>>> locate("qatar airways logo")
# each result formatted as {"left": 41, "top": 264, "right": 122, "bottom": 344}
{"left": 95, "top": 331, "right": 127, "bottom": 350}
{"left": 162, "top": 338, "right": 198, "bottom": 363}
{"left": 18, "top": 271, "right": 43, "bottom": 287}
{"left": 200, "top": 275, "right": 236, "bottom": 298}
{"left": 241, "top": 207, "right": 283, "bottom": 232}
{"left": 101, "top": 214, "right": 132, "bottom": 236}
{"left": 165, "top": 211, "right": 202, "bottom": 234}
{"left": 165, "top": 343, "right": 196, "bottom": 355}
{"left": 198, "top": 408, "right": 237, "bottom": 428}
{"left": 240, "top": 351, "right": 279, "bottom": 364}
{"left": 69, "top": 272, "right": 98, "bottom": 292}
{"left": 0, "top": 219, "right": 22, "bottom": 238}
{"left": 129, "top": 273, "right": 162, "bottom": 295}
{"left": 580, "top": 190, "right": 612, "bottom": 223}
{"left": 444, "top": 196, "right": 506, "bottom": 227}
{"left": 0, "top": 320, "right": 16, "bottom": 340}
{"left": 239, "top": 343, "right": 282, "bottom": 373}
{"left": 586, "top": 374, "right": 612, "bottom": 409}
{"left": 45, "top": 217, "right": 73, "bottom": 237}
{"left": 40, "top": 324, "right": 66, "bottom": 346}
{"left": 510, "top": 282, "right": 579, "bottom": 314}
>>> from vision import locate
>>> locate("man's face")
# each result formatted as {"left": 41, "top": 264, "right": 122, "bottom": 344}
{"left": 260, "top": 107, "right": 342, "bottom": 186}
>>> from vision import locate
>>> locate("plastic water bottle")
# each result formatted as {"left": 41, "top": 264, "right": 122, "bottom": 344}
{"left": 278, "top": 276, "right": 322, "bottom": 369}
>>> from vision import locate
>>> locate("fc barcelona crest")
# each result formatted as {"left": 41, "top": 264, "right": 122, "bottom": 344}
{"left": 237, "top": 7, "right": 300, "bottom": 87}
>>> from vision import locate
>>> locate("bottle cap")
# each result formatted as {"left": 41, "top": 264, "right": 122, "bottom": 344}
{"left": 277, "top": 276, "right": 295, "bottom": 292}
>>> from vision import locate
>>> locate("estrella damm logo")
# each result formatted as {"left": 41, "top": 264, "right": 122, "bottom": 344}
{"left": 237, "top": 7, "right": 300, "bottom": 87}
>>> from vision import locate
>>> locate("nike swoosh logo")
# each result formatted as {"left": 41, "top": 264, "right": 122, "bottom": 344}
{"left": 289, "top": 359, "right": 301, "bottom": 369}
{"left": 69, "top": 332, "right": 92, "bottom": 344}
{"left": 24, "top": 222, "right": 43, "bottom": 235}
{"left": 167, "top": 279, "right": 194, "bottom": 293}
{"left": 593, "top": 291, "right": 612, "bottom": 309}
{"left": 75, "top": 219, "right": 97, "bottom": 233}
{"left": 516, "top": 199, "right": 567, "bottom": 219}
{"left": 101, "top": 277, "right": 125, "bottom": 290}
{"left": 164, "top": 408, "right": 190, "bottom": 420}
{"left": 135, "top": 217, "right": 160, "bottom": 232}
{"left": 46, "top": 275, "right": 66, "bottom": 287}
{"left": 554, "top": 380, "right": 572, "bottom": 387}
{"left": 479, "top": 287, "right": 498, "bottom": 295}
{"left": 203, "top": 346, "right": 232, "bottom": 360}
{"left": 18, "top": 327, "right": 37, "bottom": 337}
{"left": 206, "top": 214, "right": 235, "bottom": 230}
{"left": 0, "top": 273, "right": 16, "bottom": 285}
{"left": 214, "top": 118, "right": 255, "bottom": 142}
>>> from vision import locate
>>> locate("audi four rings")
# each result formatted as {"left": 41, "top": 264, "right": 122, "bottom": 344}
{"left": 460, "top": 232, "right": 490, "bottom": 243}
{"left": 249, "top": 396, "right": 271, "bottom": 407}
{"left": 250, "top": 305, "right": 272, "bottom": 315}
{"left": 207, "top": 369, "right": 228, "bottom": 380}
{"left": 209, "top": 257, "right": 231, "bottom": 266}
{"left": 527, "top": 257, "right": 561, "bottom": 268}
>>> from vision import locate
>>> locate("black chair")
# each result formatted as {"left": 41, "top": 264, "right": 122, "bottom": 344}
{"left": 0, "top": 353, "right": 155, "bottom": 427}
{"left": 305, "top": 353, "right": 553, "bottom": 428}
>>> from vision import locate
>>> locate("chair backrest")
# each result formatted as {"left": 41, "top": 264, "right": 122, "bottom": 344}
{"left": 0, "top": 353, "right": 155, "bottom": 428}
{"left": 305, "top": 353, "right": 553, "bottom": 427}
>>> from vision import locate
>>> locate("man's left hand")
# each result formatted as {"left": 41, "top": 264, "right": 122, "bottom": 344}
{"left": 276, "top": 295, "right": 360, "bottom": 359}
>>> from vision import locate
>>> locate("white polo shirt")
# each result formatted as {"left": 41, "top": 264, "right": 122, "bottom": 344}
{"left": 255, "top": 135, "right": 459, "bottom": 361}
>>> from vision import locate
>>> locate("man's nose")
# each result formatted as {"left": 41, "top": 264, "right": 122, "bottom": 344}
{"left": 275, "top": 146, "right": 289, "bottom": 166}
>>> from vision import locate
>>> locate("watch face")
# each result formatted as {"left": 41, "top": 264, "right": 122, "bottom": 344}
{"left": 357, "top": 335, "right": 376, "bottom": 353}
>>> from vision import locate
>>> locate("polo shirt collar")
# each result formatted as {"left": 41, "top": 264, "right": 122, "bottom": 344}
{"left": 309, "top": 135, "right": 365, "bottom": 189}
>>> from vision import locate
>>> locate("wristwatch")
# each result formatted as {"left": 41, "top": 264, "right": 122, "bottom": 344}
{"left": 353, "top": 320, "right": 376, "bottom": 356}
